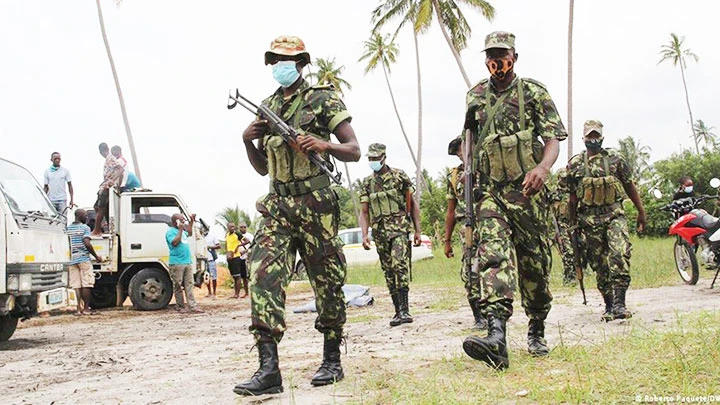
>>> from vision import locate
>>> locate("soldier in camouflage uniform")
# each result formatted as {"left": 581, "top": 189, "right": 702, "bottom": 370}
{"left": 234, "top": 36, "right": 361, "bottom": 396}
{"left": 461, "top": 31, "right": 567, "bottom": 370}
{"left": 443, "top": 136, "right": 487, "bottom": 330}
{"left": 549, "top": 168, "right": 577, "bottom": 284}
{"left": 567, "top": 120, "right": 646, "bottom": 322}
{"left": 359, "top": 143, "right": 422, "bottom": 327}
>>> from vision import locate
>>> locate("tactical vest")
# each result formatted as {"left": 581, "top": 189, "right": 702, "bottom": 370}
{"left": 578, "top": 152, "right": 623, "bottom": 207}
{"left": 368, "top": 175, "right": 405, "bottom": 221}
{"left": 263, "top": 86, "right": 331, "bottom": 184}
{"left": 476, "top": 79, "right": 543, "bottom": 183}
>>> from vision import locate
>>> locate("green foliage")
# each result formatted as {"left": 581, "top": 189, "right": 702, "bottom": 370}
{"left": 418, "top": 168, "right": 448, "bottom": 242}
{"left": 654, "top": 149, "right": 720, "bottom": 197}
{"left": 333, "top": 185, "right": 359, "bottom": 229}
{"left": 616, "top": 136, "right": 651, "bottom": 183}
{"left": 215, "top": 205, "right": 256, "bottom": 233}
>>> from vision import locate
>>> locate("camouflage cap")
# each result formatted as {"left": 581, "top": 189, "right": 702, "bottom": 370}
{"left": 264, "top": 35, "right": 311, "bottom": 66}
{"left": 483, "top": 31, "right": 516, "bottom": 51}
{"left": 448, "top": 136, "right": 462, "bottom": 155}
{"left": 367, "top": 143, "right": 387, "bottom": 158}
{"left": 583, "top": 120, "right": 604, "bottom": 137}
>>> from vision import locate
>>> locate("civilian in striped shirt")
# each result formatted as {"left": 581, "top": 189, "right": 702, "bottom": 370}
{"left": 67, "top": 209, "right": 103, "bottom": 315}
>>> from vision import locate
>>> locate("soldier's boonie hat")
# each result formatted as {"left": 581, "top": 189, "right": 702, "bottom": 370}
{"left": 367, "top": 143, "right": 387, "bottom": 158}
{"left": 448, "top": 136, "right": 462, "bottom": 155}
{"left": 483, "top": 31, "right": 516, "bottom": 51}
{"left": 583, "top": 120, "right": 604, "bottom": 138}
{"left": 264, "top": 35, "right": 311, "bottom": 66}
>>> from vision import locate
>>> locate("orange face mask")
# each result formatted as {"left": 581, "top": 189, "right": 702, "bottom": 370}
{"left": 486, "top": 58, "right": 514, "bottom": 80}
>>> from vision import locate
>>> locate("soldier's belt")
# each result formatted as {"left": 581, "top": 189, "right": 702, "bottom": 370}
{"left": 578, "top": 202, "right": 622, "bottom": 215}
{"left": 271, "top": 174, "right": 330, "bottom": 197}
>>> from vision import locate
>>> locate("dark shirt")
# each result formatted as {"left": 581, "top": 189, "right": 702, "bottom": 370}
{"left": 672, "top": 191, "right": 695, "bottom": 201}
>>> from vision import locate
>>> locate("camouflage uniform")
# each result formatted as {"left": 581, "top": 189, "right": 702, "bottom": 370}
{"left": 464, "top": 78, "right": 566, "bottom": 322}
{"left": 567, "top": 123, "right": 633, "bottom": 299}
{"left": 359, "top": 150, "right": 414, "bottom": 297}
{"left": 548, "top": 169, "right": 576, "bottom": 283}
{"left": 248, "top": 80, "right": 351, "bottom": 343}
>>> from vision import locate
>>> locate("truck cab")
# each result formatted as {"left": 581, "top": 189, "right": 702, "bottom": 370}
{"left": 86, "top": 189, "right": 207, "bottom": 311}
{"left": 0, "top": 158, "right": 75, "bottom": 341}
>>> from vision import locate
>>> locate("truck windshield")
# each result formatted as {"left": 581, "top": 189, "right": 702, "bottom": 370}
{"left": 0, "top": 159, "right": 56, "bottom": 217}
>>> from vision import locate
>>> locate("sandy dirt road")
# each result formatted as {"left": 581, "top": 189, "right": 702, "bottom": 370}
{"left": 2, "top": 278, "right": 720, "bottom": 404}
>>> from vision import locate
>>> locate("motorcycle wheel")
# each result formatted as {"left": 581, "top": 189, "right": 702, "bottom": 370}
{"left": 674, "top": 238, "right": 699, "bottom": 285}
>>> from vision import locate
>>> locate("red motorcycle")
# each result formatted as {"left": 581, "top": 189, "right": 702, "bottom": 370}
{"left": 658, "top": 178, "right": 720, "bottom": 287}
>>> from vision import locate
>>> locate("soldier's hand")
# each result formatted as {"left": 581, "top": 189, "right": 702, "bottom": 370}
{"left": 413, "top": 232, "right": 422, "bottom": 247}
{"left": 297, "top": 134, "right": 330, "bottom": 154}
{"left": 243, "top": 119, "right": 269, "bottom": 142}
{"left": 637, "top": 213, "right": 647, "bottom": 234}
{"left": 444, "top": 240, "right": 454, "bottom": 258}
{"left": 362, "top": 236, "right": 372, "bottom": 250}
{"left": 522, "top": 165, "right": 550, "bottom": 196}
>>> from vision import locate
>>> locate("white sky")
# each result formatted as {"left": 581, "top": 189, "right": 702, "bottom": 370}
{"left": 1, "top": 1, "right": 718, "bottom": 237}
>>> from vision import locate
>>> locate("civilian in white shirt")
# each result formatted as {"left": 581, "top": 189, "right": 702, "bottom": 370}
{"left": 43, "top": 152, "right": 74, "bottom": 214}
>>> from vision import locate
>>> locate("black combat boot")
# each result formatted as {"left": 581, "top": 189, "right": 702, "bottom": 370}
{"left": 469, "top": 299, "right": 488, "bottom": 330}
{"left": 601, "top": 292, "right": 615, "bottom": 322}
{"left": 233, "top": 340, "right": 283, "bottom": 396}
{"left": 462, "top": 315, "right": 509, "bottom": 370}
{"left": 612, "top": 288, "right": 632, "bottom": 319}
{"left": 527, "top": 319, "right": 549, "bottom": 356}
{"left": 389, "top": 293, "right": 402, "bottom": 327}
{"left": 399, "top": 288, "right": 413, "bottom": 324}
{"left": 311, "top": 337, "right": 344, "bottom": 386}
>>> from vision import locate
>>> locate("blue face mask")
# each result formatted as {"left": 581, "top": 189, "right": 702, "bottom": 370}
{"left": 272, "top": 61, "right": 300, "bottom": 88}
{"left": 369, "top": 161, "right": 383, "bottom": 172}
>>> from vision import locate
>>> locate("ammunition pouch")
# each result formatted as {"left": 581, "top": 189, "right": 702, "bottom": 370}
{"left": 578, "top": 153, "right": 622, "bottom": 207}
{"left": 270, "top": 174, "right": 330, "bottom": 197}
{"left": 481, "top": 129, "right": 541, "bottom": 183}
{"left": 369, "top": 188, "right": 403, "bottom": 219}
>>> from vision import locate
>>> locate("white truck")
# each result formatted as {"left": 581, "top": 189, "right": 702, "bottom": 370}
{"left": 0, "top": 158, "right": 76, "bottom": 341}
{"left": 85, "top": 189, "right": 208, "bottom": 311}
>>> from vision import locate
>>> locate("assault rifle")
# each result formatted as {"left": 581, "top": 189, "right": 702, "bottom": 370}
{"left": 570, "top": 226, "right": 587, "bottom": 305}
{"left": 227, "top": 89, "right": 342, "bottom": 185}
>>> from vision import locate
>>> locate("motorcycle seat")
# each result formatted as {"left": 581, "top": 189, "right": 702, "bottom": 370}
{"left": 690, "top": 209, "right": 719, "bottom": 228}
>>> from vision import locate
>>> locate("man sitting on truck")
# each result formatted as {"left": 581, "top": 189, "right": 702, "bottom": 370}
{"left": 67, "top": 209, "right": 103, "bottom": 315}
{"left": 91, "top": 143, "right": 124, "bottom": 237}
{"left": 111, "top": 145, "right": 142, "bottom": 192}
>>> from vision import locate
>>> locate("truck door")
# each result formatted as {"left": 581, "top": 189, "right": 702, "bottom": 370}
{"left": 122, "top": 196, "right": 195, "bottom": 264}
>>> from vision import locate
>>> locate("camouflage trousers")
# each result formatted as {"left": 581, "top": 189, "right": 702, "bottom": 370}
{"left": 374, "top": 229, "right": 411, "bottom": 296}
{"left": 579, "top": 210, "right": 632, "bottom": 295}
{"left": 470, "top": 182, "right": 553, "bottom": 321}
{"left": 248, "top": 187, "right": 347, "bottom": 343}
{"left": 554, "top": 219, "right": 576, "bottom": 282}
{"left": 460, "top": 246, "right": 483, "bottom": 303}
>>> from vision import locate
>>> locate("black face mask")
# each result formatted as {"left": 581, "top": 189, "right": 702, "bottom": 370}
{"left": 585, "top": 139, "right": 603, "bottom": 153}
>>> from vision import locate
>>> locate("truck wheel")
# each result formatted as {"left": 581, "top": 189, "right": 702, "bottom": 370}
{"left": 90, "top": 286, "right": 118, "bottom": 309}
{"left": 0, "top": 315, "right": 19, "bottom": 342}
{"left": 128, "top": 268, "right": 173, "bottom": 311}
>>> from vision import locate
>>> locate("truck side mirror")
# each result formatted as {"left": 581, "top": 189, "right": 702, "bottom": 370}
{"left": 710, "top": 178, "right": 720, "bottom": 189}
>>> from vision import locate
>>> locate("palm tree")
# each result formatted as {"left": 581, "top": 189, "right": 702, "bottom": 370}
{"left": 307, "top": 58, "right": 352, "bottom": 96}
{"left": 215, "top": 205, "right": 252, "bottom": 233}
{"left": 659, "top": 33, "right": 700, "bottom": 154}
{"left": 358, "top": 34, "right": 422, "bottom": 175}
{"left": 308, "top": 58, "right": 360, "bottom": 221}
{"left": 617, "top": 136, "right": 651, "bottom": 184}
{"left": 567, "top": 0, "right": 575, "bottom": 161}
{"left": 693, "top": 119, "right": 718, "bottom": 150}
{"left": 372, "top": 0, "right": 494, "bottom": 199}
{"left": 95, "top": 0, "right": 142, "bottom": 183}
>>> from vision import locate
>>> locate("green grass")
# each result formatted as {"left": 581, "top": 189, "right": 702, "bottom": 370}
{"left": 347, "top": 236, "right": 682, "bottom": 294}
{"left": 350, "top": 310, "right": 720, "bottom": 404}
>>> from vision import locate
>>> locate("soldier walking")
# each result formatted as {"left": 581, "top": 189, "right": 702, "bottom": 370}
{"left": 234, "top": 35, "right": 361, "bottom": 396}
{"left": 359, "top": 143, "right": 422, "bottom": 326}
{"left": 443, "top": 136, "right": 487, "bottom": 330}
{"left": 461, "top": 31, "right": 567, "bottom": 370}
{"left": 567, "top": 120, "right": 646, "bottom": 322}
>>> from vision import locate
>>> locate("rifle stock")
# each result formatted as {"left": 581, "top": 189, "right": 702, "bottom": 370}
{"left": 570, "top": 226, "right": 587, "bottom": 305}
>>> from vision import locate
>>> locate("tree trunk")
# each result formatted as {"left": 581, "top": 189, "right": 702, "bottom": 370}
{"left": 380, "top": 60, "right": 428, "bottom": 191}
{"left": 343, "top": 162, "right": 361, "bottom": 224}
{"left": 96, "top": 0, "right": 143, "bottom": 183}
{"left": 679, "top": 62, "right": 699, "bottom": 154}
{"left": 431, "top": 0, "right": 472, "bottom": 88}
{"left": 412, "top": 30, "right": 424, "bottom": 202}
{"left": 567, "top": 0, "right": 574, "bottom": 161}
